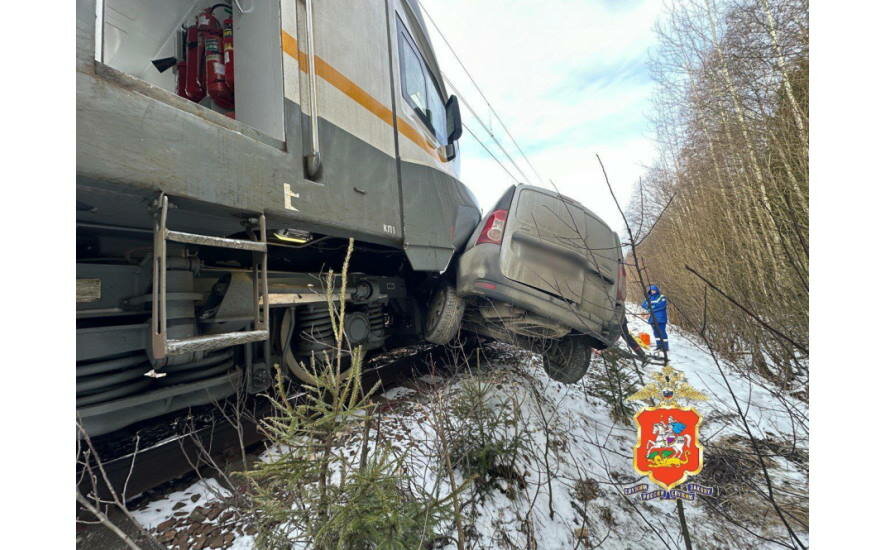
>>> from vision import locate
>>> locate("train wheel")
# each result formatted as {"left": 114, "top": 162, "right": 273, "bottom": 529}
{"left": 280, "top": 308, "right": 353, "bottom": 385}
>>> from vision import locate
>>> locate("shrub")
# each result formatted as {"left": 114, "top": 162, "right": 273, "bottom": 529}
{"left": 447, "top": 374, "right": 529, "bottom": 493}
{"left": 583, "top": 350, "right": 639, "bottom": 423}
{"left": 241, "top": 241, "right": 453, "bottom": 549}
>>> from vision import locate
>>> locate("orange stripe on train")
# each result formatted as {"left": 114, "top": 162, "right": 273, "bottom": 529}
{"left": 280, "top": 31, "right": 445, "bottom": 163}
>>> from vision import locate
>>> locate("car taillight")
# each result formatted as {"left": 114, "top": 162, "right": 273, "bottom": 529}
{"left": 477, "top": 209, "right": 508, "bottom": 245}
{"left": 616, "top": 262, "right": 626, "bottom": 302}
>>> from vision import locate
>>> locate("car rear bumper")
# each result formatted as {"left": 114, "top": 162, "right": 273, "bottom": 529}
{"left": 456, "top": 243, "right": 622, "bottom": 347}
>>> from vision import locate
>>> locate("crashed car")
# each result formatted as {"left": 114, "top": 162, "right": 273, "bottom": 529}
{"left": 454, "top": 184, "right": 627, "bottom": 383}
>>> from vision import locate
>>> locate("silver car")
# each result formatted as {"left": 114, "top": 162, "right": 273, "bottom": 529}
{"left": 456, "top": 185, "right": 627, "bottom": 383}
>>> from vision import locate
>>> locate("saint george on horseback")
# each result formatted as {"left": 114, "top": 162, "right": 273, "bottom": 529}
{"left": 646, "top": 416, "right": 692, "bottom": 465}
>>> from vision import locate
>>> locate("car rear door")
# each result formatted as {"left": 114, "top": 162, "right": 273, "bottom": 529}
{"left": 499, "top": 187, "right": 620, "bottom": 326}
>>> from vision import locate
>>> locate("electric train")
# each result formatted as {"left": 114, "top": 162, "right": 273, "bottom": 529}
{"left": 76, "top": 0, "right": 625, "bottom": 437}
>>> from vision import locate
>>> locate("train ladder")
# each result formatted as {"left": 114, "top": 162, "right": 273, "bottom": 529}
{"left": 151, "top": 194, "right": 270, "bottom": 360}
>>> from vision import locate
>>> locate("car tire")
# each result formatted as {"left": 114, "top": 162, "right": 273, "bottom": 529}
{"left": 542, "top": 335, "right": 592, "bottom": 384}
{"left": 424, "top": 282, "right": 466, "bottom": 345}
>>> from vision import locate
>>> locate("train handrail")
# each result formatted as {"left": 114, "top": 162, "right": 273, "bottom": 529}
{"left": 304, "top": 0, "right": 322, "bottom": 179}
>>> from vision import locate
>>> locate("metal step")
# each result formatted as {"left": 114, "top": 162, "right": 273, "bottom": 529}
{"left": 152, "top": 194, "right": 270, "bottom": 359}
{"left": 166, "top": 330, "right": 269, "bottom": 355}
{"left": 166, "top": 230, "right": 267, "bottom": 252}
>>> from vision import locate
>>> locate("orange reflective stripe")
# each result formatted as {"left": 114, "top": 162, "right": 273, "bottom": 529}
{"left": 280, "top": 30, "right": 299, "bottom": 62}
{"left": 395, "top": 118, "right": 434, "bottom": 155}
{"left": 313, "top": 55, "right": 394, "bottom": 126}
{"left": 280, "top": 31, "right": 445, "bottom": 163}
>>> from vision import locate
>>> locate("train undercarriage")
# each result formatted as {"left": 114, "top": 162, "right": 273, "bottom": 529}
{"left": 77, "top": 194, "right": 433, "bottom": 438}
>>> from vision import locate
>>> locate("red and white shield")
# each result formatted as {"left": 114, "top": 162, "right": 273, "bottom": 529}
{"left": 633, "top": 406, "right": 704, "bottom": 490}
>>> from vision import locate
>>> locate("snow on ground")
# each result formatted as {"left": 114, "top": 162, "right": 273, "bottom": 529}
{"left": 133, "top": 305, "right": 808, "bottom": 549}
{"left": 624, "top": 307, "right": 808, "bottom": 444}
{"left": 132, "top": 479, "right": 231, "bottom": 531}
{"left": 379, "top": 386, "right": 417, "bottom": 400}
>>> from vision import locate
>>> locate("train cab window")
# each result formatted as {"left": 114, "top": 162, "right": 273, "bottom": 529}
{"left": 401, "top": 41, "right": 428, "bottom": 116}
{"left": 397, "top": 21, "right": 448, "bottom": 145}
{"left": 426, "top": 77, "right": 448, "bottom": 145}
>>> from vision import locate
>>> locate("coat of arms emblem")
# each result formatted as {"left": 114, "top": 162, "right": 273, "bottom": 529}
{"left": 633, "top": 407, "right": 703, "bottom": 489}
{"left": 629, "top": 364, "right": 708, "bottom": 491}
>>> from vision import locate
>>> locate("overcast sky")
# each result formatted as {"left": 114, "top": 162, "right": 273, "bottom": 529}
{"left": 420, "top": 0, "right": 665, "bottom": 234}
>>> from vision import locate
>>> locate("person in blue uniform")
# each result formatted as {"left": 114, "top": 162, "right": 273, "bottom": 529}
{"left": 641, "top": 285, "right": 669, "bottom": 352}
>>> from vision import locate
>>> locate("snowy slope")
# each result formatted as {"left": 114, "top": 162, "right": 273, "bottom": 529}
{"left": 133, "top": 305, "right": 809, "bottom": 549}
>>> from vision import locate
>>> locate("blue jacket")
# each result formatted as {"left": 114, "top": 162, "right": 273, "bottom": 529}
{"left": 641, "top": 287, "right": 668, "bottom": 325}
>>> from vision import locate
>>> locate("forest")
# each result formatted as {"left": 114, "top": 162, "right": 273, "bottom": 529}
{"left": 625, "top": 0, "right": 808, "bottom": 388}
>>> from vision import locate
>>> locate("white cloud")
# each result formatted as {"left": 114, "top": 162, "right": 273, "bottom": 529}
{"left": 420, "top": 0, "right": 665, "bottom": 234}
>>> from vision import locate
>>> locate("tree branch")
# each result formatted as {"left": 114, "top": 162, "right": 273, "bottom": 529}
{"left": 685, "top": 264, "right": 807, "bottom": 355}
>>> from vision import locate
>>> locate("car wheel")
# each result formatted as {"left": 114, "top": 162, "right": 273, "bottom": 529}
{"left": 424, "top": 283, "right": 466, "bottom": 345}
{"left": 542, "top": 335, "right": 592, "bottom": 384}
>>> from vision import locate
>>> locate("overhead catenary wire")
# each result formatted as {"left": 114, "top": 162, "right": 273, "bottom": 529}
{"left": 448, "top": 94, "right": 519, "bottom": 185}
{"left": 415, "top": 0, "right": 548, "bottom": 188}
{"left": 462, "top": 122, "right": 520, "bottom": 184}
{"left": 413, "top": 1, "right": 545, "bottom": 190}
{"left": 444, "top": 78, "right": 533, "bottom": 184}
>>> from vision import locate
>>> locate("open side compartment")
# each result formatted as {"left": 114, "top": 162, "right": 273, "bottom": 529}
{"left": 96, "top": 0, "right": 285, "bottom": 141}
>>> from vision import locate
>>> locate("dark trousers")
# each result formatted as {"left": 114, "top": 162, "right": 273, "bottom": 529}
{"left": 651, "top": 321, "right": 669, "bottom": 351}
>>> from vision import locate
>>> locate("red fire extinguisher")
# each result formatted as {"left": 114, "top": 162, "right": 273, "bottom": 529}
{"left": 201, "top": 7, "right": 235, "bottom": 112}
{"left": 175, "top": 28, "right": 187, "bottom": 98}
{"left": 171, "top": 5, "right": 235, "bottom": 113}
{"left": 223, "top": 16, "right": 235, "bottom": 90}
{"left": 176, "top": 61, "right": 187, "bottom": 97}
{"left": 183, "top": 24, "right": 205, "bottom": 102}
